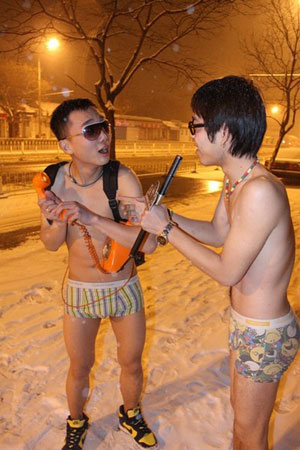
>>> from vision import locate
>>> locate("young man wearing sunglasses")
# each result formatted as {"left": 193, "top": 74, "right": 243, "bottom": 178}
{"left": 37, "top": 98, "right": 158, "bottom": 449}
{"left": 120, "top": 76, "right": 300, "bottom": 450}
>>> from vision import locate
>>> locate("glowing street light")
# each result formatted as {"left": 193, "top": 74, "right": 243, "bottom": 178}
{"left": 37, "top": 37, "right": 60, "bottom": 137}
{"left": 46, "top": 37, "right": 60, "bottom": 52}
{"left": 266, "top": 103, "right": 282, "bottom": 128}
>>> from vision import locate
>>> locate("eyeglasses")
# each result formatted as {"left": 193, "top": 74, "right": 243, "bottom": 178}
{"left": 61, "top": 120, "right": 110, "bottom": 141}
{"left": 188, "top": 119, "right": 206, "bottom": 136}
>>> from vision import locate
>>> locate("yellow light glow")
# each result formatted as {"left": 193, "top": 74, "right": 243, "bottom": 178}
{"left": 46, "top": 38, "right": 60, "bottom": 51}
{"left": 271, "top": 105, "right": 279, "bottom": 114}
{"left": 207, "top": 180, "right": 223, "bottom": 194}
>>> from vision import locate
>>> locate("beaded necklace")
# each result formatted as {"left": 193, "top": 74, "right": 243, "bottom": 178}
{"left": 225, "top": 157, "right": 259, "bottom": 200}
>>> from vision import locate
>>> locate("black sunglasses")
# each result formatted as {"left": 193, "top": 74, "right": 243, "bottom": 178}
{"left": 188, "top": 119, "right": 206, "bottom": 136}
{"left": 62, "top": 120, "right": 110, "bottom": 141}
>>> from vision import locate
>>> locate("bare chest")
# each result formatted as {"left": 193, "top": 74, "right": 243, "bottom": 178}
{"left": 54, "top": 176, "right": 114, "bottom": 220}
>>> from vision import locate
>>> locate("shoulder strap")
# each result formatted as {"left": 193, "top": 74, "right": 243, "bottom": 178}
{"left": 103, "top": 160, "right": 123, "bottom": 222}
{"left": 44, "top": 161, "right": 68, "bottom": 190}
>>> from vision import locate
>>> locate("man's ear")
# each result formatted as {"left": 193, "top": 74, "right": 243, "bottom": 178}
{"left": 221, "top": 125, "right": 230, "bottom": 146}
{"left": 59, "top": 139, "right": 72, "bottom": 155}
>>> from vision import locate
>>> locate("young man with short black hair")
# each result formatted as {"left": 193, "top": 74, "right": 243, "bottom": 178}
{"left": 36, "top": 98, "right": 158, "bottom": 449}
{"left": 121, "top": 76, "right": 300, "bottom": 450}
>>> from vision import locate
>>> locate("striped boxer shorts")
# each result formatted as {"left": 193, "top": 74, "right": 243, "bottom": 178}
{"left": 64, "top": 275, "right": 144, "bottom": 319}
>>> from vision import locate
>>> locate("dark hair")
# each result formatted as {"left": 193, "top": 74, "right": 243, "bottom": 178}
{"left": 50, "top": 98, "right": 97, "bottom": 140}
{"left": 191, "top": 76, "right": 266, "bottom": 158}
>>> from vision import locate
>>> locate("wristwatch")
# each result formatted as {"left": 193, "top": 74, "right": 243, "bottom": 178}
{"left": 156, "top": 220, "right": 177, "bottom": 246}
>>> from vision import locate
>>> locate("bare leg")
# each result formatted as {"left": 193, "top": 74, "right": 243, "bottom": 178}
{"left": 230, "top": 351, "right": 279, "bottom": 450}
{"left": 110, "top": 309, "right": 146, "bottom": 411}
{"left": 63, "top": 315, "right": 101, "bottom": 419}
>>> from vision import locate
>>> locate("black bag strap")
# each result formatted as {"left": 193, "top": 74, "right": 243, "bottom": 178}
{"left": 44, "top": 160, "right": 123, "bottom": 223}
{"left": 103, "top": 160, "right": 145, "bottom": 266}
{"left": 103, "top": 160, "right": 123, "bottom": 223}
{"left": 44, "top": 161, "right": 68, "bottom": 190}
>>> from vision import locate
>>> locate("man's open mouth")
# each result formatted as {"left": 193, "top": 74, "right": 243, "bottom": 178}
{"left": 98, "top": 147, "right": 109, "bottom": 154}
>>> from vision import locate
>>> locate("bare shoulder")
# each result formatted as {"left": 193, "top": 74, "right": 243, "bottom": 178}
{"left": 237, "top": 170, "right": 289, "bottom": 220}
{"left": 118, "top": 163, "right": 143, "bottom": 196}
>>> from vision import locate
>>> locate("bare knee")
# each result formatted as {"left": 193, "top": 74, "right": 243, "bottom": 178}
{"left": 69, "top": 357, "right": 95, "bottom": 379}
{"left": 234, "top": 416, "right": 268, "bottom": 447}
{"left": 119, "top": 356, "right": 142, "bottom": 376}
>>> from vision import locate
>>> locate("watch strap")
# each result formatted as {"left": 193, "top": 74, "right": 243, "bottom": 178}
{"left": 157, "top": 219, "right": 177, "bottom": 246}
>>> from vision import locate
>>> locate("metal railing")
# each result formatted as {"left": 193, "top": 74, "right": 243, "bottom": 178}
{"left": 0, "top": 138, "right": 61, "bottom": 155}
{"left": 116, "top": 140, "right": 195, "bottom": 156}
{"left": 0, "top": 138, "right": 195, "bottom": 158}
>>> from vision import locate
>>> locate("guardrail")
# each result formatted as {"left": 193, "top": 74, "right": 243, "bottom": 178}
{"left": 0, "top": 138, "right": 195, "bottom": 158}
{"left": 117, "top": 141, "right": 195, "bottom": 156}
{"left": 0, "top": 138, "right": 60, "bottom": 155}
{"left": 1, "top": 138, "right": 299, "bottom": 159}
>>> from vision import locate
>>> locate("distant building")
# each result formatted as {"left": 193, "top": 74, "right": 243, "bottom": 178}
{"left": 115, "top": 114, "right": 188, "bottom": 141}
{"left": 0, "top": 104, "right": 191, "bottom": 142}
{"left": 0, "top": 102, "right": 58, "bottom": 139}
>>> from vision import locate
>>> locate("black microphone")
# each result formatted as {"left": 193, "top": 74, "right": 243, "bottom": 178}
{"left": 130, "top": 155, "right": 182, "bottom": 258}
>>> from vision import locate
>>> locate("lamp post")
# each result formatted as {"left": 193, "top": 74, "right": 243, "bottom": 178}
{"left": 37, "top": 56, "right": 42, "bottom": 138}
{"left": 37, "top": 37, "right": 60, "bottom": 138}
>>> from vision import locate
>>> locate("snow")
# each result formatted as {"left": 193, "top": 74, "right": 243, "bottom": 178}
{"left": 0, "top": 171, "right": 299, "bottom": 449}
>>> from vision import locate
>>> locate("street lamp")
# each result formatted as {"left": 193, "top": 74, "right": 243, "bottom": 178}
{"left": 46, "top": 38, "right": 60, "bottom": 52}
{"left": 37, "top": 37, "right": 60, "bottom": 137}
{"left": 37, "top": 56, "right": 42, "bottom": 138}
{"left": 271, "top": 105, "right": 279, "bottom": 115}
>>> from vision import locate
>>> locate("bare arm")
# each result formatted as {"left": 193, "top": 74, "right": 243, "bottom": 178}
{"left": 142, "top": 178, "right": 283, "bottom": 285}
{"left": 39, "top": 191, "right": 67, "bottom": 251}
{"left": 119, "top": 184, "right": 230, "bottom": 248}
{"left": 171, "top": 188, "right": 230, "bottom": 247}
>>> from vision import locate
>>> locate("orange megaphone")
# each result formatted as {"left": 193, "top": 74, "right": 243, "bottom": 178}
{"left": 32, "top": 172, "right": 51, "bottom": 198}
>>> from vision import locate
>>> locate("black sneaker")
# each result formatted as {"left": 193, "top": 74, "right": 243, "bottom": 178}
{"left": 119, "top": 404, "right": 158, "bottom": 448}
{"left": 62, "top": 412, "right": 89, "bottom": 450}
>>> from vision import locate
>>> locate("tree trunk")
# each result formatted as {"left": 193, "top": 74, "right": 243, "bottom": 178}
{"left": 268, "top": 128, "right": 287, "bottom": 169}
{"left": 7, "top": 117, "right": 19, "bottom": 138}
{"left": 106, "top": 109, "right": 116, "bottom": 160}
{"left": 8, "top": 120, "right": 13, "bottom": 138}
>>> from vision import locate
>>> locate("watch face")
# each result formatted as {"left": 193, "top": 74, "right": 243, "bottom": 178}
{"left": 156, "top": 234, "right": 167, "bottom": 246}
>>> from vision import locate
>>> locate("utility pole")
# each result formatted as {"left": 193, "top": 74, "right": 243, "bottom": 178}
{"left": 37, "top": 56, "right": 42, "bottom": 138}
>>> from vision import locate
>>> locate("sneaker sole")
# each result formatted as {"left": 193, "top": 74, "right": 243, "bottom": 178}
{"left": 118, "top": 424, "right": 159, "bottom": 450}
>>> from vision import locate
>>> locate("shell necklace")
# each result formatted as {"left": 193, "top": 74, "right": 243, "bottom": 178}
{"left": 69, "top": 162, "right": 103, "bottom": 187}
{"left": 225, "top": 157, "right": 259, "bottom": 200}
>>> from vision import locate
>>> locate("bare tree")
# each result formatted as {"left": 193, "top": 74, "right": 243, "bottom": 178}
{"left": 245, "top": 0, "right": 300, "bottom": 168}
{"left": 0, "top": 0, "right": 240, "bottom": 158}
{"left": 0, "top": 58, "right": 50, "bottom": 137}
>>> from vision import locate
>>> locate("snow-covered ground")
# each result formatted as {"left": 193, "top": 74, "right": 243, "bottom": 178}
{"left": 0, "top": 171, "right": 299, "bottom": 450}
